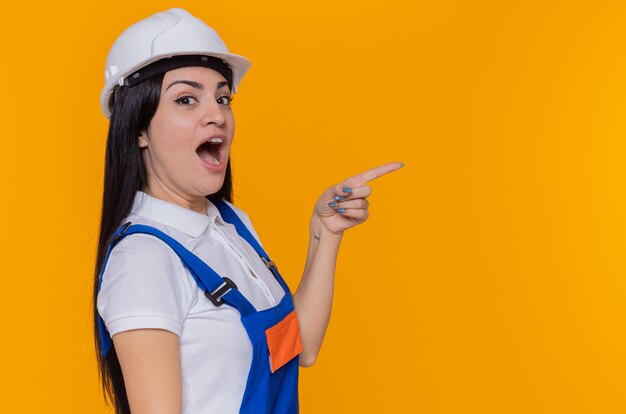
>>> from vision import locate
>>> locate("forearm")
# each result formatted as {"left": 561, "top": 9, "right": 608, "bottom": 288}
{"left": 293, "top": 214, "right": 342, "bottom": 366}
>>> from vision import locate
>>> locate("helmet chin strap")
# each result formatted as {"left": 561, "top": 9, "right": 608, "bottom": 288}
{"left": 122, "top": 55, "right": 233, "bottom": 90}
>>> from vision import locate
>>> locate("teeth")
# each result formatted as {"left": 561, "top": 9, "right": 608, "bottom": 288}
{"left": 198, "top": 138, "right": 223, "bottom": 166}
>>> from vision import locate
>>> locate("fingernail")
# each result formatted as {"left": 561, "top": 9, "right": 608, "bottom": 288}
{"left": 338, "top": 208, "right": 346, "bottom": 214}
{"left": 400, "top": 162, "right": 405, "bottom": 167}
{"left": 342, "top": 187, "right": 352, "bottom": 193}
{"left": 334, "top": 195, "right": 345, "bottom": 201}
{"left": 328, "top": 201, "right": 337, "bottom": 207}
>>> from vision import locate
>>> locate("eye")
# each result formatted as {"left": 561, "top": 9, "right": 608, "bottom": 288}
{"left": 217, "top": 95, "right": 234, "bottom": 106}
{"left": 174, "top": 95, "right": 198, "bottom": 105}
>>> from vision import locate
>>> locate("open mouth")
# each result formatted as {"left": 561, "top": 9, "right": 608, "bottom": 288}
{"left": 196, "top": 137, "right": 224, "bottom": 166}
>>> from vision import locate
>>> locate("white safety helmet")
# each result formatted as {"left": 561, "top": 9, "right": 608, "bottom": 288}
{"left": 100, "top": 7, "right": 252, "bottom": 118}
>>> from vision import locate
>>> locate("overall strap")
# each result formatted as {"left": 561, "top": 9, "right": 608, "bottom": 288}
{"left": 98, "top": 222, "right": 258, "bottom": 356}
{"left": 212, "top": 200, "right": 289, "bottom": 292}
{"left": 114, "top": 224, "right": 256, "bottom": 315}
{"left": 212, "top": 200, "right": 270, "bottom": 260}
{"left": 213, "top": 200, "right": 278, "bottom": 271}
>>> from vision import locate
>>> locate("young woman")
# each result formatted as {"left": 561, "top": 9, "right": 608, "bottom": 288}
{"left": 93, "top": 7, "right": 403, "bottom": 414}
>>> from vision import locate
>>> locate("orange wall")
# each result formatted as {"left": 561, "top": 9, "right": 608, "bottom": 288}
{"left": 1, "top": 1, "right": 625, "bottom": 412}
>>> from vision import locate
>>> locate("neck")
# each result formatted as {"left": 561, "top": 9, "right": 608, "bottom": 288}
{"left": 142, "top": 181, "right": 208, "bottom": 216}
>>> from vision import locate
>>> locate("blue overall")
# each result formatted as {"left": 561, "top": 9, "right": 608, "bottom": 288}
{"left": 97, "top": 199, "right": 301, "bottom": 413}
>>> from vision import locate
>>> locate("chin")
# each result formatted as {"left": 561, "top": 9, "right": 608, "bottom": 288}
{"left": 201, "top": 179, "right": 226, "bottom": 197}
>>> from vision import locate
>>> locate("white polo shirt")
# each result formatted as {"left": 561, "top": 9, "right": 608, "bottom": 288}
{"left": 97, "top": 191, "right": 286, "bottom": 413}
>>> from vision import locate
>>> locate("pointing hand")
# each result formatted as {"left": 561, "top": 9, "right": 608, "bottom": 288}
{"left": 313, "top": 162, "right": 404, "bottom": 235}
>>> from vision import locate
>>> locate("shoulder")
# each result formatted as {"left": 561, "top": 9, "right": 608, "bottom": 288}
{"left": 97, "top": 228, "right": 197, "bottom": 335}
{"left": 100, "top": 218, "right": 199, "bottom": 294}
{"left": 107, "top": 224, "right": 184, "bottom": 271}
{"left": 97, "top": 225, "right": 198, "bottom": 336}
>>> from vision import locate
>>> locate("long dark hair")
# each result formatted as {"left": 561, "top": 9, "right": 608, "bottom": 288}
{"left": 93, "top": 66, "right": 234, "bottom": 413}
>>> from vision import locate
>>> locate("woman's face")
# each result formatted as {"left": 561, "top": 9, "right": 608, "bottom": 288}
{"left": 138, "top": 66, "right": 234, "bottom": 206}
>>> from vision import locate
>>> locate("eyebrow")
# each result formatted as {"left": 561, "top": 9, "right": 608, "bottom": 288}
{"left": 165, "top": 80, "right": 230, "bottom": 92}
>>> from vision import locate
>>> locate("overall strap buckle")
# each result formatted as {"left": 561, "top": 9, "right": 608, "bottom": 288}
{"left": 204, "top": 277, "right": 237, "bottom": 307}
{"left": 110, "top": 221, "right": 132, "bottom": 244}
{"left": 261, "top": 256, "right": 278, "bottom": 271}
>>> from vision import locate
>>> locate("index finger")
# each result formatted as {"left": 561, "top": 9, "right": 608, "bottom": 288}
{"left": 347, "top": 162, "right": 404, "bottom": 187}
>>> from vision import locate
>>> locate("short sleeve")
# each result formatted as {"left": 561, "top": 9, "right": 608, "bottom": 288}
{"left": 96, "top": 233, "right": 197, "bottom": 338}
{"left": 224, "top": 200, "right": 265, "bottom": 249}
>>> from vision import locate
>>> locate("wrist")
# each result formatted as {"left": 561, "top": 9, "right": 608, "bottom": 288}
{"left": 310, "top": 214, "right": 343, "bottom": 241}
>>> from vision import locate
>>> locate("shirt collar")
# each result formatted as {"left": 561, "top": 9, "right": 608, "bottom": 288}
{"left": 130, "top": 191, "right": 227, "bottom": 238}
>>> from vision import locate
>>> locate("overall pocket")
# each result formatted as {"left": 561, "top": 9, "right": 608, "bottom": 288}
{"left": 265, "top": 310, "right": 304, "bottom": 373}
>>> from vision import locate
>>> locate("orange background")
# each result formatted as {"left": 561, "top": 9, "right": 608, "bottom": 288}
{"left": 1, "top": 1, "right": 625, "bottom": 412}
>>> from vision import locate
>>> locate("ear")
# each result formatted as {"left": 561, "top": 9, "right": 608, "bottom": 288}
{"left": 138, "top": 129, "right": 149, "bottom": 148}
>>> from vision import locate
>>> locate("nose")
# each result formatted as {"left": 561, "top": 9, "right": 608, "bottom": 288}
{"left": 201, "top": 99, "right": 226, "bottom": 127}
